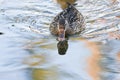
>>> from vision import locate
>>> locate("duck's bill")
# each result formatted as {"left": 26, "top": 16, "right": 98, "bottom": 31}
{"left": 57, "top": 37, "right": 65, "bottom": 41}
{"left": 58, "top": 33, "right": 65, "bottom": 41}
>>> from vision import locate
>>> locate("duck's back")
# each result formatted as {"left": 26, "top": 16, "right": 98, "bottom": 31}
{"left": 50, "top": 3, "right": 85, "bottom": 35}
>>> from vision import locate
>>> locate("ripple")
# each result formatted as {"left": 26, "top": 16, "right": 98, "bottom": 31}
{"left": 0, "top": 0, "right": 120, "bottom": 80}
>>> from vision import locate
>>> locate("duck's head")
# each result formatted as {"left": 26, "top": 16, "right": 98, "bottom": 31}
{"left": 57, "top": 18, "right": 66, "bottom": 41}
{"left": 57, "top": 39, "right": 68, "bottom": 55}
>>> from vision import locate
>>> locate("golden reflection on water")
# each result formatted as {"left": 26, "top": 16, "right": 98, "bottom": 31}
{"left": 55, "top": 0, "right": 76, "bottom": 9}
{"left": 23, "top": 54, "right": 46, "bottom": 66}
{"left": 33, "top": 68, "right": 58, "bottom": 80}
{"left": 24, "top": 38, "right": 103, "bottom": 80}
{"left": 117, "top": 52, "right": 120, "bottom": 61}
{"left": 23, "top": 39, "right": 56, "bottom": 66}
{"left": 23, "top": 39, "right": 59, "bottom": 80}
{"left": 85, "top": 41, "right": 101, "bottom": 80}
{"left": 40, "top": 43, "right": 56, "bottom": 50}
{"left": 24, "top": 39, "right": 57, "bottom": 50}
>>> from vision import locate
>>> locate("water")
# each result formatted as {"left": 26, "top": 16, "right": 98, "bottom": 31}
{"left": 0, "top": 0, "right": 120, "bottom": 80}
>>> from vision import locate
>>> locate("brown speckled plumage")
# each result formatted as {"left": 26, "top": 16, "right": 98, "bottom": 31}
{"left": 50, "top": 3, "right": 85, "bottom": 55}
{"left": 49, "top": 3, "right": 85, "bottom": 36}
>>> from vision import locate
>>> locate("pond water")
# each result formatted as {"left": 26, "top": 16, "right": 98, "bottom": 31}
{"left": 0, "top": 0, "right": 120, "bottom": 80}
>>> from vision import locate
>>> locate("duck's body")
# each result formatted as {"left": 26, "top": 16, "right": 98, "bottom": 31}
{"left": 49, "top": 3, "right": 85, "bottom": 37}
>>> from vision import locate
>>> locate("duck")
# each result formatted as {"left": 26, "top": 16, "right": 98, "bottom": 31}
{"left": 49, "top": 2, "right": 85, "bottom": 55}
{"left": 50, "top": 2, "right": 85, "bottom": 41}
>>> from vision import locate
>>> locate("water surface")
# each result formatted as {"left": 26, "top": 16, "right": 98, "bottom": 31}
{"left": 0, "top": 0, "right": 120, "bottom": 80}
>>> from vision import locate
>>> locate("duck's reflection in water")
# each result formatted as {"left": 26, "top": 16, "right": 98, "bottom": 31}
{"left": 54, "top": 0, "right": 77, "bottom": 9}
{"left": 57, "top": 40, "right": 68, "bottom": 55}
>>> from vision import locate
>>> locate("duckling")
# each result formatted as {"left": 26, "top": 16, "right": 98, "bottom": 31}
{"left": 50, "top": 2, "right": 85, "bottom": 41}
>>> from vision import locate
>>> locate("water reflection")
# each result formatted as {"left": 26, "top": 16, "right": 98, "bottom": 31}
{"left": 0, "top": 0, "right": 120, "bottom": 80}
{"left": 25, "top": 38, "right": 100, "bottom": 80}
{"left": 23, "top": 54, "right": 46, "bottom": 66}
{"left": 57, "top": 40, "right": 68, "bottom": 55}
{"left": 100, "top": 39, "right": 120, "bottom": 80}
{"left": 0, "top": 32, "right": 3, "bottom": 35}
{"left": 33, "top": 68, "right": 58, "bottom": 80}
{"left": 0, "top": 69, "right": 31, "bottom": 80}
{"left": 86, "top": 41, "right": 101, "bottom": 80}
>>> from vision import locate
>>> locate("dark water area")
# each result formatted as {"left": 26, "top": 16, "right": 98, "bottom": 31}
{"left": 0, "top": 0, "right": 120, "bottom": 80}
{"left": 0, "top": 32, "right": 3, "bottom": 35}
